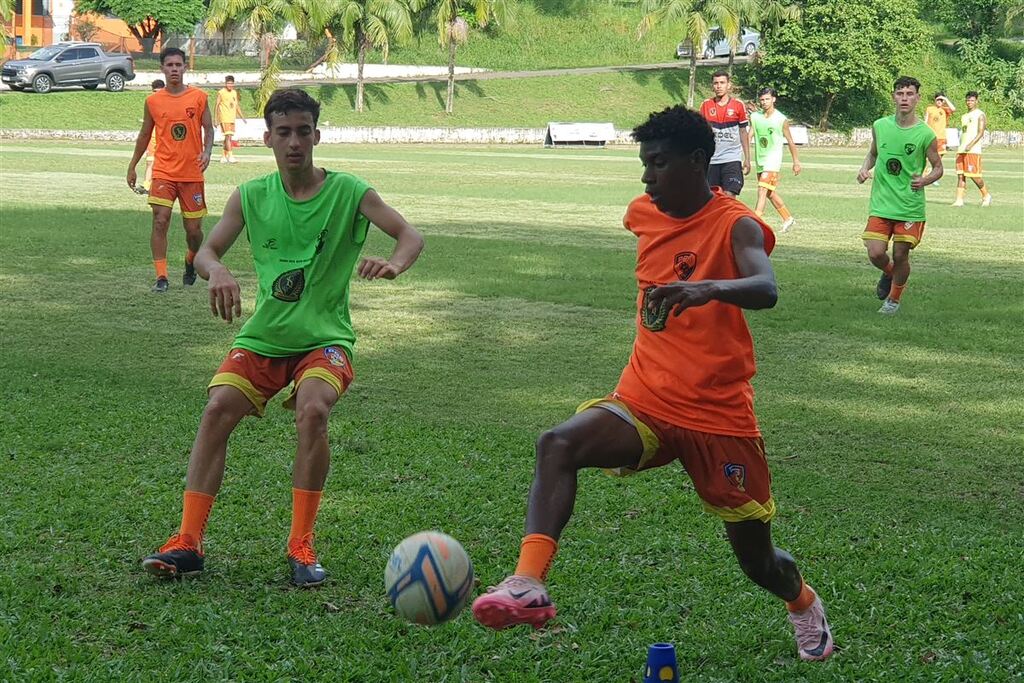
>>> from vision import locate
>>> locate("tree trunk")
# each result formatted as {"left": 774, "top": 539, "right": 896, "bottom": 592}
{"left": 260, "top": 32, "right": 275, "bottom": 70}
{"left": 356, "top": 34, "right": 367, "bottom": 113}
{"left": 687, "top": 50, "right": 697, "bottom": 108}
{"left": 819, "top": 92, "right": 837, "bottom": 131}
{"left": 728, "top": 46, "right": 735, "bottom": 77}
{"left": 445, "top": 34, "right": 457, "bottom": 114}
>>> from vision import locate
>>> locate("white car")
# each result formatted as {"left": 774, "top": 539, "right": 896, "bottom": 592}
{"left": 676, "top": 27, "right": 761, "bottom": 60}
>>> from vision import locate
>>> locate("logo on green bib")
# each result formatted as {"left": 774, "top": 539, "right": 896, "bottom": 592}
{"left": 272, "top": 268, "right": 305, "bottom": 302}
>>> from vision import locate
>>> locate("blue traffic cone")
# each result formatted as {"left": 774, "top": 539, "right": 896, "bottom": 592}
{"left": 643, "top": 643, "right": 679, "bottom": 683}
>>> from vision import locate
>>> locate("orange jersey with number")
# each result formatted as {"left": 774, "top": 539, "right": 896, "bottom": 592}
{"left": 147, "top": 86, "right": 208, "bottom": 182}
{"left": 614, "top": 191, "right": 775, "bottom": 437}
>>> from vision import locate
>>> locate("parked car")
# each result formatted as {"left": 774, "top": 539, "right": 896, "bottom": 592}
{"left": 1, "top": 42, "right": 136, "bottom": 94}
{"left": 676, "top": 27, "right": 761, "bottom": 60}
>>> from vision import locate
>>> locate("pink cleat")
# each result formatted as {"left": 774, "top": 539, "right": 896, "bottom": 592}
{"left": 788, "top": 589, "right": 835, "bottom": 661}
{"left": 471, "top": 575, "right": 557, "bottom": 630}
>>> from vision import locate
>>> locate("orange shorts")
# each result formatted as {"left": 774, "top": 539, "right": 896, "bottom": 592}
{"left": 862, "top": 216, "right": 925, "bottom": 248}
{"left": 220, "top": 121, "right": 235, "bottom": 137}
{"left": 956, "top": 153, "right": 982, "bottom": 178}
{"left": 209, "top": 346, "right": 354, "bottom": 416}
{"left": 757, "top": 171, "right": 780, "bottom": 191}
{"left": 578, "top": 398, "right": 776, "bottom": 523}
{"left": 148, "top": 179, "right": 207, "bottom": 218}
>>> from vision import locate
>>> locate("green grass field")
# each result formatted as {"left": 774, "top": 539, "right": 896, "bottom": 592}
{"left": 1, "top": 141, "right": 1022, "bottom": 681}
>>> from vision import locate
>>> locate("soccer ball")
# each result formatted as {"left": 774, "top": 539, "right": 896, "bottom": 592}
{"left": 384, "top": 531, "right": 474, "bottom": 625}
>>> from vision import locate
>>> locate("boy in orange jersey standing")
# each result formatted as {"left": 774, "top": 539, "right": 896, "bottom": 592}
{"left": 126, "top": 47, "right": 214, "bottom": 293}
{"left": 472, "top": 105, "right": 834, "bottom": 662}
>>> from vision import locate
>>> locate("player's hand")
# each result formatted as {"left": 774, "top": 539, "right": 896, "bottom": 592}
{"left": 208, "top": 267, "right": 243, "bottom": 322}
{"left": 792, "top": 161, "right": 802, "bottom": 176}
{"left": 742, "top": 160, "right": 751, "bottom": 176}
{"left": 358, "top": 257, "right": 401, "bottom": 280}
{"left": 126, "top": 167, "right": 137, "bottom": 189}
{"left": 646, "top": 281, "right": 715, "bottom": 317}
{"left": 857, "top": 168, "right": 872, "bottom": 184}
{"left": 910, "top": 174, "right": 926, "bottom": 191}
{"left": 198, "top": 151, "right": 212, "bottom": 171}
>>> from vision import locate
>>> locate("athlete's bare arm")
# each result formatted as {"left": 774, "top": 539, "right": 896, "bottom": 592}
{"left": 646, "top": 217, "right": 777, "bottom": 315}
{"left": 857, "top": 128, "right": 878, "bottom": 183}
{"left": 356, "top": 189, "right": 425, "bottom": 280}
{"left": 196, "top": 189, "right": 245, "bottom": 322}
{"left": 127, "top": 102, "right": 155, "bottom": 189}
{"left": 912, "top": 139, "right": 943, "bottom": 190}
{"left": 741, "top": 124, "right": 752, "bottom": 175}
{"left": 782, "top": 119, "right": 802, "bottom": 175}
{"left": 968, "top": 112, "right": 987, "bottom": 151}
{"left": 199, "top": 106, "right": 214, "bottom": 171}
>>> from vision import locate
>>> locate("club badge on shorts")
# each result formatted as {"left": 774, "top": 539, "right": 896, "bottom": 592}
{"left": 324, "top": 347, "right": 346, "bottom": 367}
{"left": 724, "top": 463, "right": 747, "bottom": 492}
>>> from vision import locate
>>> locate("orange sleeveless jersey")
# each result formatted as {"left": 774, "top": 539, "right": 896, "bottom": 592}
{"left": 147, "top": 87, "right": 208, "bottom": 182}
{"left": 614, "top": 191, "right": 775, "bottom": 437}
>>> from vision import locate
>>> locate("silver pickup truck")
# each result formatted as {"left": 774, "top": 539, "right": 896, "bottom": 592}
{"left": 1, "top": 42, "right": 136, "bottom": 93}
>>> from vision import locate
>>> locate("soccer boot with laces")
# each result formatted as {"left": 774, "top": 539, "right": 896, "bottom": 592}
{"left": 142, "top": 533, "right": 204, "bottom": 578}
{"left": 288, "top": 533, "right": 326, "bottom": 587}
{"left": 151, "top": 277, "right": 169, "bottom": 293}
{"left": 183, "top": 262, "right": 197, "bottom": 286}
{"left": 875, "top": 273, "right": 892, "bottom": 300}
{"left": 472, "top": 574, "right": 557, "bottom": 630}
{"left": 787, "top": 589, "right": 835, "bottom": 661}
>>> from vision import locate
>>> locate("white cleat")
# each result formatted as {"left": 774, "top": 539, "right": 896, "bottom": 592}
{"left": 780, "top": 217, "right": 795, "bottom": 233}
{"left": 981, "top": 194, "right": 992, "bottom": 207}
{"left": 950, "top": 200, "right": 964, "bottom": 207}
{"left": 220, "top": 156, "right": 229, "bottom": 164}
{"left": 878, "top": 299, "right": 900, "bottom": 315}
{"left": 229, "top": 156, "right": 239, "bottom": 164}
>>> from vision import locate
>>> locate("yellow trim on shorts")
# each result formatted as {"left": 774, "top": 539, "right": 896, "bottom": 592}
{"left": 891, "top": 234, "right": 920, "bottom": 247}
{"left": 182, "top": 208, "right": 208, "bottom": 219}
{"left": 209, "top": 372, "right": 266, "bottom": 416}
{"left": 575, "top": 398, "right": 660, "bottom": 476}
{"left": 147, "top": 196, "right": 174, "bottom": 208}
{"left": 281, "top": 368, "right": 343, "bottom": 411}
{"left": 702, "top": 496, "right": 777, "bottom": 522}
{"left": 757, "top": 180, "right": 778, "bottom": 191}
{"left": 957, "top": 171, "right": 983, "bottom": 178}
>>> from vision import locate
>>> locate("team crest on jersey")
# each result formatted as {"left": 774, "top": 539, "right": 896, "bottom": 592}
{"left": 724, "top": 463, "right": 746, "bottom": 491}
{"left": 171, "top": 123, "right": 187, "bottom": 141}
{"left": 886, "top": 158, "right": 903, "bottom": 176}
{"left": 323, "top": 347, "right": 346, "bottom": 367}
{"left": 673, "top": 251, "right": 697, "bottom": 280}
{"left": 272, "top": 268, "right": 305, "bottom": 302}
{"left": 709, "top": 107, "right": 717, "bottom": 117}
{"left": 314, "top": 229, "right": 327, "bottom": 255}
{"left": 727, "top": 108, "right": 735, "bottom": 116}
{"left": 186, "top": 107, "right": 196, "bottom": 119}
{"left": 759, "top": 136, "right": 768, "bottom": 148}
{"left": 904, "top": 143, "right": 916, "bottom": 155}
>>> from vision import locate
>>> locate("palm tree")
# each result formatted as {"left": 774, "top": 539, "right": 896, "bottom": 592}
{"left": 639, "top": 0, "right": 742, "bottom": 107}
{"left": 206, "top": 0, "right": 319, "bottom": 111}
{"left": 319, "top": 0, "right": 428, "bottom": 112}
{"left": 0, "top": 0, "right": 12, "bottom": 48}
{"left": 755, "top": 0, "right": 801, "bottom": 40}
{"left": 432, "top": 0, "right": 515, "bottom": 114}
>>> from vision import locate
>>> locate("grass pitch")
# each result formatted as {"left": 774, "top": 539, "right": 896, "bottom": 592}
{"left": 1, "top": 141, "right": 1022, "bottom": 681}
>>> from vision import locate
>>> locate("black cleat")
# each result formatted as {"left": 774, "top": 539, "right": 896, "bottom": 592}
{"left": 142, "top": 534, "right": 204, "bottom": 579}
{"left": 183, "top": 263, "right": 197, "bottom": 286}
{"left": 876, "top": 273, "right": 892, "bottom": 300}
{"left": 288, "top": 534, "right": 326, "bottom": 587}
{"left": 151, "top": 277, "right": 169, "bottom": 293}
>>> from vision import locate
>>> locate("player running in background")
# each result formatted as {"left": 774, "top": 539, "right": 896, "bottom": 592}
{"left": 699, "top": 71, "right": 751, "bottom": 196}
{"left": 472, "top": 105, "right": 834, "bottom": 662}
{"left": 215, "top": 75, "right": 246, "bottom": 164}
{"left": 952, "top": 91, "right": 992, "bottom": 207}
{"left": 857, "top": 76, "right": 942, "bottom": 315}
{"left": 924, "top": 93, "right": 954, "bottom": 186}
{"left": 133, "top": 79, "right": 165, "bottom": 196}
{"left": 749, "top": 87, "right": 801, "bottom": 232}
{"left": 140, "top": 89, "right": 424, "bottom": 587}
{"left": 126, "top": 47, "right": 214, "bottom": 293}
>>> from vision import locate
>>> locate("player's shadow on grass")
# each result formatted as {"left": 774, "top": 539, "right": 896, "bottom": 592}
{"left": 628, "top": 66, "right": 691, "bottom": 102}
{"left": 414, "top": 80, "right": 486, "bottom": 110}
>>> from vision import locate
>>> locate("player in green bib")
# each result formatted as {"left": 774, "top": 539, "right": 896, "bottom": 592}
{"left": 856, "top": 76, "right": 942, "bottom": 315}
{"left": 142, "top": 89, "right": 424, "bottom": 586}
{"left": 749, "top": 87, "right": 802, "bottom": 232}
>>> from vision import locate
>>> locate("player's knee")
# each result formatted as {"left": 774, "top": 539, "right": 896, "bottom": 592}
{"left": 892, "top": 250, "right": 910, "bottom": 265}
{"left": 535, "top": 428, "right": 580, "bottom": 470}
{"left": 152, "top": 217, "right": 171, "bottom": 233}
{"left": 295, "top": 399, "right": 331, "bottom": 435}
{"left": 203, "top": 392, "right": 247, "bottom": 424}
{"left": 735, "top": 550, "right": 774, "bottom": 583}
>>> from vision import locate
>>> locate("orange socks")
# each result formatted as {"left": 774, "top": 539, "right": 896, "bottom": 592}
{"left": 179, "top": 490, "right": 215, "bottom": 545}
{"left": 186, "top": 249, "right": 197, "bottom": 265}
{"left": 778, "top": 204, "right": 792, "bottom": 221}
{"left": 154, "top": 258, "right": 168, "bottom": 280}
{"left": 289, "top": 488, "right": 323, "bottom": 545}
{"left": 786, "top": 581, "right": 816, "bottom": 612}
{"left": 514, "top": 533, "right": 558, "bottom": 582}
{"left": 889, "top": 283, "right": 906, "bottom": 302}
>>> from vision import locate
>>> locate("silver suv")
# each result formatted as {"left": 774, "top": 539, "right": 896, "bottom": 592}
{"left": 1, "top": 42, "right": 136, "bottom": 93}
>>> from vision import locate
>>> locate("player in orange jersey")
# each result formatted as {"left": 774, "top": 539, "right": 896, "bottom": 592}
{"left": 126, "top": 47, "right": 214, "bottom": 293}
{"left": 472, "top": 105, "right": 834, "bottom": 662}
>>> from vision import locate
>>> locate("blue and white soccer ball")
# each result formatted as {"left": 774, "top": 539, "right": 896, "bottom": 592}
{"left": 385, "top": 531, "right": 474, "bottom": 625}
